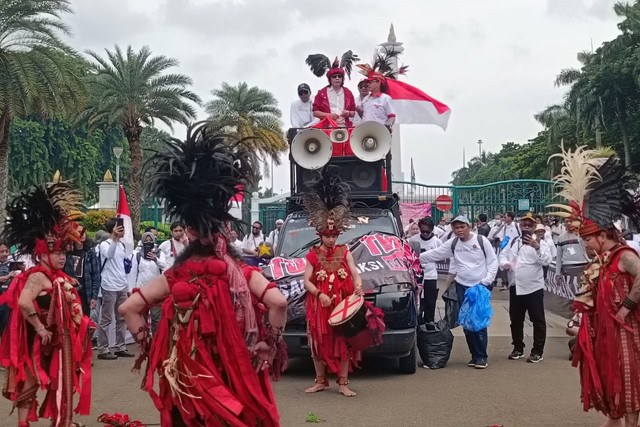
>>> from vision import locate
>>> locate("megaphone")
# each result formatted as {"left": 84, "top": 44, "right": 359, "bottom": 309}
{"left": 350, "top": 121, "right": 392, "bottom": 162}
{"left": 291, "top": 129, "right": 333, "bottom": 170}
{"left": 330, "top": 128, "right": 349, "bottom": 144}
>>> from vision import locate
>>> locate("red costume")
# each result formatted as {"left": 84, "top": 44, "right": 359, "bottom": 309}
{"left": 0, "top": 268, "right": 93, "bottom": 425}
{"left": 305, "top": 245, "right": 359, "bottom": 374}
{"left": 0, "top": 182, "right": 93, "bottom": 427}
{"left": 141, "top": 243, "right": 281, "bottom": 427}
{"left": 312, "top": 86, "right": 357, "bottom": 127}
{"left": 573, "top": 245, "right": 640, "bottom": 419}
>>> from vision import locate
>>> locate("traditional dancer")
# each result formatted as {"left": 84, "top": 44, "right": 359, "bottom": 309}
{"left": 302, "top": 172, "right": 365, "bottom": 397}
{"left": 118, "top": 123, "right": 287, "bottom": 427}
{"left": 549, "top": 145, "right": 640, "bottom": 427}
{"left": 0, "top": 183, "right": 94, "bottom": 427}
{"left": 306, "top": 51, "right": 359, "bottom": 127}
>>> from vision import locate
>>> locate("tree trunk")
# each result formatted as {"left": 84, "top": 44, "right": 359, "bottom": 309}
{"left": 126, "top": 128, "right": 144, "bottom": 241}
{"left": 0, "top": 110, "right": 11, "bottom": 235}
{"left": 616, "top": 96, "right": 632, "bottom": 167}
{"left": 595, "top": 126, "right": 602, "bottom": 149}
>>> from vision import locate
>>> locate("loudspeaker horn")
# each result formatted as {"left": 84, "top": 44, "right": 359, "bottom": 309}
{"left": 350, "top": 121, "right": 392, "bottom": 162}
{"left": 291, "top": 129, "right": 333, "bottom": 170}
{"left": 330, "top": 128, "right": 349, "bottom": 144}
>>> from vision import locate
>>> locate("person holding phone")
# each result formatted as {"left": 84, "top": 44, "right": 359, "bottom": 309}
{"left": 96, "top": 218, "right": 135, "bottom": 360}
{"left": 158, "top": 221, "right": 188, "bottom": 269}
{"left": 499, "top": 212, "right": 552, "bottom": 363}
{"left": 130, "top": 232, "right": 166, "bottom": 335}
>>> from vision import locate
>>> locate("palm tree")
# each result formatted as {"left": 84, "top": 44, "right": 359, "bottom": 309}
{"left": 0, "top": 0, "right": 86, "bottom": 232}
{"left": 205, "top": 82, "right": 287, "bottom": 175}
{"left": 83, "top": 45, "right": 201, "bottom": 234}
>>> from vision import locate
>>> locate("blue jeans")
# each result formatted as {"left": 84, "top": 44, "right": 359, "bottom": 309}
{"left": 456, "top": 282, "right": 488, "bottom": 361}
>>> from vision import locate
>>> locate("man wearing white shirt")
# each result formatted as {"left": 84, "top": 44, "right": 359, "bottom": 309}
{"left": 433, "top": 217, "right": 447, "bottom": 239}
{"left": 421, "top": 215, "right": 498, "bottom": 369}
{"left": 352, "top": 80, "right": 369, "bottom": 126}
{"left": 158, "top": 221, "right": 188, "bottom": 270}
{"left": 409, "top": 217, "right": 442, "bottom": 324}
{"left": 287, "top": 83, "right": 318, "bottom": 142}
{"left": 228, "top": 229, "right": 244, "bottom": 254}
{"left": 499, "top": 213, "right": 552, "bottom": 363}
{"left": 488, "top": 211, "right": 520, "bottom": 290}
{"left": 266, "top": 219, "right": 284, "bottom": 249}
{"left": 242, "top": 221, "right": 265, "bottom": 256}
{"left": 357, "top": 74, "right": 396, "bottom": 127}
{"left": 97, "top": 218, "right": 135, "bottom": 360}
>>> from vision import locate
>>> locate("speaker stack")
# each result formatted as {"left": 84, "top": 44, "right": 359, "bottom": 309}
{"left": 290, "top": 121, "right": 392, "bottom": 195}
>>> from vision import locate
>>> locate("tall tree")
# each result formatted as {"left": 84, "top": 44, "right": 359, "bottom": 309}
{"left": 83, "top": 45, "right": 200, "bottom": 234}
{"left": 205, "top": 82, "right": 288, "bottom": 177}
{"left": 0, "top": 0, "right": 86, "bottom": 232}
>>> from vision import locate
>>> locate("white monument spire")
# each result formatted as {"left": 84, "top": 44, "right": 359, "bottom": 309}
{"left": 378, "top": 24, "right": 404, "bottom": 191}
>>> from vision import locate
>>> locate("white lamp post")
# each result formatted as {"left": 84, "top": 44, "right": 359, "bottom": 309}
{"left": 113, "top": 146, "right": 124, "bottom": 208}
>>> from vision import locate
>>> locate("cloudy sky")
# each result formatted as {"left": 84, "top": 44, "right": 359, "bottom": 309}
{"left": 65, "top": 0, "right": 621, "bottom": 193}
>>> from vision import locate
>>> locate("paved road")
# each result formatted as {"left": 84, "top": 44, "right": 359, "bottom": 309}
{"left": 0, "top": 291, "right": 606, "bottom": 426}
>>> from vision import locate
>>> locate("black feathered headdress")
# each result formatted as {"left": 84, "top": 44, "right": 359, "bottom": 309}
{"left": 145, "top": 121, "right": 258, "bottom": 242}
{"left": 306, "top": 50, "right": 359, "bottom": 81}
{"left": 302, "top": 166, "right": 351, "bottom": 235}
{"left": 3, "top": 182, "right": 84, "bottom": 257}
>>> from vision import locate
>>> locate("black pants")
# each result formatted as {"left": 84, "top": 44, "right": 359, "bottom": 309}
{"left": 509, "top": 287, "right": 546, "bottom": 356}
{"left": 422, "top": 279, "right": 439, "bottom": 324}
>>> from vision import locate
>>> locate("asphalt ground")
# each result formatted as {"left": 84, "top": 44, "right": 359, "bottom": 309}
{"left": 0, "top": 288, "right": 607, "bottom": 427}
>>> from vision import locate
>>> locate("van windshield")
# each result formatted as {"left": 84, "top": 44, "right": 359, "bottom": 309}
{"left": 278, "top": 214, "right": 396, "bottom": 258}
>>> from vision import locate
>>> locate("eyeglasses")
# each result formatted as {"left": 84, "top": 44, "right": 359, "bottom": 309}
{"left": 298, "top": 91, "right": 309, "bottom": 95}
{"left": 331, "top": 75, "right": 343, "bottom": 79}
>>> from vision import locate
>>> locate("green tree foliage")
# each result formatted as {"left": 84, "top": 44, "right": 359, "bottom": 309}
{"left": 8, "top": 117, "right": 128, "bottom": 203}
{"left": 452, "top": 1, "right": 640, "bottom": 185}
{"left": 205, "top": 82, "right": 288, "bottom": 182}
{"left": 82, "top": 45, "right": 200, "bottom": 236}
{"left": 0, "top": 0, "right": 87, "bottom": 232}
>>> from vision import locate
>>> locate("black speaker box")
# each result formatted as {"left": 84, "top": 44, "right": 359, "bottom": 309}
{"left": 295, "top": 158, "right": 384, "bottom": 195}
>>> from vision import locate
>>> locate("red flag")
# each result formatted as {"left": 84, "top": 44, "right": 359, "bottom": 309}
{"left": 385, "top": 80, "right": 451, "bottom": 130}
{"left": 117, "top": 185, "right": 134, "bottom": 253}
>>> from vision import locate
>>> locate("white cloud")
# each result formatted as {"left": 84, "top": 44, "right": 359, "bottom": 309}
{"left": 66, "top": 0, "right": 622, "bottom": 193}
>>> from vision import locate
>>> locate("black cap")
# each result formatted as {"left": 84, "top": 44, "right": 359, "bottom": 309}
{"left": 297, "top": 83, "right": 311, "bottom": 93}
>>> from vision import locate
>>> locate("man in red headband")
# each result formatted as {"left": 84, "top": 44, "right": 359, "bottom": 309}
{"left": 356, "top": 73, "right": 396, "bottom": 127}
{"left": 312, "top": 66, "right": 357, "bottom": 127}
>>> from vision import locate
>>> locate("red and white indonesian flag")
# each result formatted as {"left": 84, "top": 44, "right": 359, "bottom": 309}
{"left": 229, "top": 184, "right": 243, "bottom": 220}
{"left": 117, "top": 185, "right": 134, "bottom": 254}
{"left": 386, "top": 80, "right": 451, "bottom": 130}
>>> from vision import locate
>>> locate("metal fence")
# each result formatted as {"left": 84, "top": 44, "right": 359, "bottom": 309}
{"left": 390, "top": 179, "right": 556, "bottom": 220}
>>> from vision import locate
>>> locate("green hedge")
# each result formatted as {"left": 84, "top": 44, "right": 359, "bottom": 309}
{"left": 140, "top": 221, "right": 171, "bottom": 242}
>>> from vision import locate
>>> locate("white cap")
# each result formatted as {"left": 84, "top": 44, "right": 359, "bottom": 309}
{"left": 275, "top": 219, "right": 284, "bottom": 225}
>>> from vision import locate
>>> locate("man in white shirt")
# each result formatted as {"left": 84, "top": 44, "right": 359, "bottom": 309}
{"left": 421, "top": 215, "right": 498, "bottom": 369}
{"left": 352, "top": 80, "right": 369, "bottom": 126}
{"left": 433, "top": 217, "right": 448, "bottom": 239}
{"left": 488, "top": 211, "right": 520, "bottom": 290}
{"left": 158, "top": 221, "right": 188, "bottom": 270}
{"left": 409, "top": 217, "right": 442, "bottom": 324}
{"left": 242, "top": 221, "right": 265, "bottom": 256}
{"left": 499, "top": 212, "right": 552, "bottom": 363}
{"left": 97, "top": 218, "right": 135, "bottom": 360}
{"left": 228, "top": 229, "right": 244, "bottom": 254}
{"left": 357, "top": 74, "right": 396, "bottom": 127}
{"left": 287, "top": 83, "right": 318, "bottom": 142}
{"left": 266, "top": 219, "right": 284, "bottom": 249}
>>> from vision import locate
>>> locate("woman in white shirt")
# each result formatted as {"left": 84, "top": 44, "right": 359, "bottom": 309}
{"left": 130, "top": 232, "right": 167, "bottom": 334}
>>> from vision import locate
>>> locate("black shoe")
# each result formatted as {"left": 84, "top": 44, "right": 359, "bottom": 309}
{"left": 475, "top": 359, "right": 488, "bottom": 369}
{"left": 97, "top": 352, "right": 118, "bottom": 360}
{"left": 114, "top": 350, "right": 135, "bottom": 358}
{"left": 467, "top": 359, "right": 476, "bottom": 367}
{"left": 508, "top": 350, "right": 524, "bottom": 360}
{"left": 527, "top": 354, "right": 543, "bottom": 363}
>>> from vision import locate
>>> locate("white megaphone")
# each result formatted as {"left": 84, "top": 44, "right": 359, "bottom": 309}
{"left": 329, "top": 128, "right": 349, "bottom": 144}
{"left": 350, "top": 121, "right": 392, "bottom": 162}
{"left": 291, "top": 129, "right": 332, "bottom": 170}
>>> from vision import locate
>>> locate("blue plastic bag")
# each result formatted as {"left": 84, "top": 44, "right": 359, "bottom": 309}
{"left": 500, "top": 235, "right": 510, "bottom": 250}
{"left": 458, "top": 285, "right": 493, "bottom": 332}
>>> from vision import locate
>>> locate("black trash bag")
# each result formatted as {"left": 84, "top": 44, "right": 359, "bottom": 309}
{"left": 442, "top": 281, "right": 460, "bottom": 330}
{"left": 417, "top": 319, "right": 454, "bottom": 369}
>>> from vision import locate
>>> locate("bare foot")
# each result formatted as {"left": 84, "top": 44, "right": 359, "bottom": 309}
{"left": 305, "top": 383, "right": 327, "bottom": 393}
{"left": 338, "top": 384, "right": 356, "bottom": 397}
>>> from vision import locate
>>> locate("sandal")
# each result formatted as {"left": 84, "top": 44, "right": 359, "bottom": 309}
{"left": 305, "top": 375, "right": 328, "bottom": 393}
{"left": 337, "top": 376, "right": 356, "bottom": 397}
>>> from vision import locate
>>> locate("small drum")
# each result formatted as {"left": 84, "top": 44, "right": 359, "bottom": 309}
{"left": 328, "top": 294, "right": 367, "bottom": 338}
